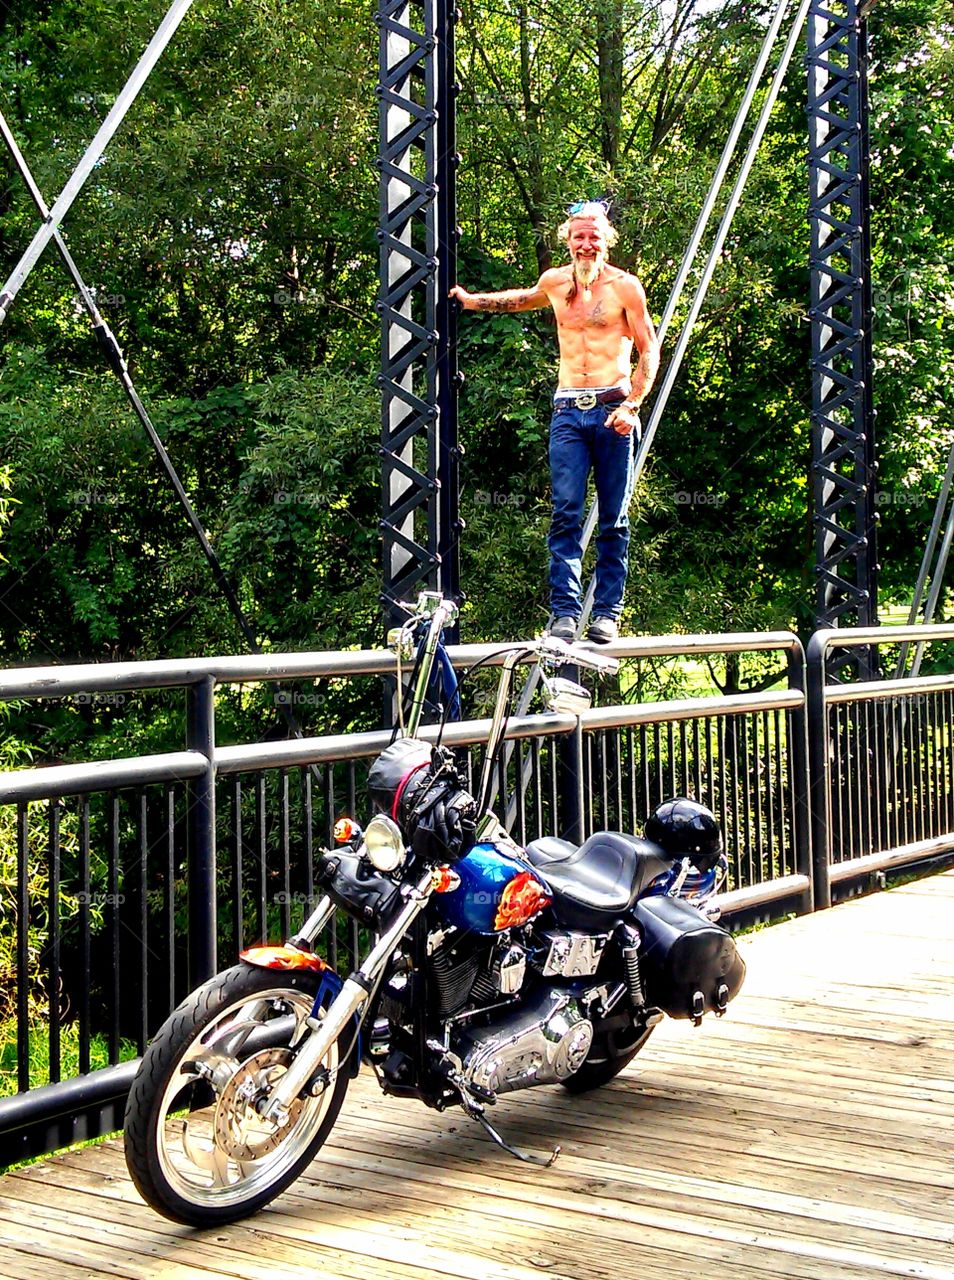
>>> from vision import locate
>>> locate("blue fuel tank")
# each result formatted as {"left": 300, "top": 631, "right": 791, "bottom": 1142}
{"left": 434, "top": 842, "right": 547, "bottom": 935}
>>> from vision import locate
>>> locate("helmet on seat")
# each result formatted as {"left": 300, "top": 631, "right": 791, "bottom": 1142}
{"left": 644, "top": 797, "right": 723, "bottom": 874}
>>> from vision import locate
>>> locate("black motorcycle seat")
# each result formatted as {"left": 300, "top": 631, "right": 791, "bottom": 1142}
{"left": 524, "top": 831, "right": 674, "bottom": 930}
{"left": 523, "top": 836, "right": 579, "bottom": 864}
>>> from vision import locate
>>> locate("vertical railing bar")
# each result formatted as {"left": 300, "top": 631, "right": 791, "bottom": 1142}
{"left": 79, "top": 796, "right": 91, "bottom": 1075}
{"left": 923, "top": 695, "right": 935, "bottom": 840}
{"left": 678, "top": 720, "right": 689, "bottom": 798}
{"left": 855, "top": 701, "right": 867, "bottom": 858}
{"left": 108, "top": 791, "right": 121, "bottom": 1064}
{"left": 667, "top": 721, "right": 676, "bottom": 799}
{"left": 742, "top": 715, "right": 754, "bottom": 887}
{"left": 515, "top": 741, "right": 527, "bottom": 847}
{"left": 613, "top": 726, "right": 623, "bottom": 832}
{"left": 48, "top": 799, "right": 62, "bottom": 1083}
{"left": 773, "top": 708, "right": 786, "bottom": 876}
{"left": 640, "top": 724, "right": 650, "bottom": 820}
{"left": 862, "top": 699, "right": 875, "bottom": 856}
{"left": 903, "top": 696, "right": 914, "bottom": 847}
{"left": 873, "top": 698, "right": 886, "bottom": 855}
{"left": 627, "top": 728, "right": 638, "bottom": 831}
{"left": 16, "top": 803, "right": 31, "bottom": 1093}
{"left": 137, "top": 791, "right": 149, "bottom": 1053}
{"left": 702, "top": 716, "right": 713, "bottom": 811}
{"left": 922, "top": 693, "right": 932, "bottom": 840}
{"left": 231, "top": 777, "right": 244, "bottom": 954}
{"left": 692, "top": 718, "right": 702, "bottom": 801}
{"left": 303, "top": 769, "right": 315, "bottom": 909}
{"left": 532, "top": 738, "right": 544, "bottom": 842}
{"left": 730, "top": 716, "right": 742, "bottom": 887}
{"left": 279, "top": 768, "right": 291, "bottom": 938}
{"left": 600, "top": 731, "right": 609, "bottom": 831}
{"left": 752, "top": 713, "right": 765, "bottom": 885}
{"left": 165, "top": 786, "right": 176, "bottom": 1016}
{"left": 255, "top": 773, "right": 267, "bottom": 943}
{"left": 829, "top": 705, "right": 842, "bottom": 866}
{"left": 323, "top": 764, "right": 337, "bottom": 971}
{"left": 653, "top": 723, "right": 663, "bottom": 810}
{"left": 891, "top": 698, "right": 901, "bottom": 851}
{"left": 846, "top": 702, "right": 858, "bottom": 863}
{"left": 942, "top": 696, "right": 947, "bottom": 834}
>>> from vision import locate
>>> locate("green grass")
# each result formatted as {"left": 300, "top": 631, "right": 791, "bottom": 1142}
{"left": 0, "top": 1020, "right": 138, "bottom": 1098}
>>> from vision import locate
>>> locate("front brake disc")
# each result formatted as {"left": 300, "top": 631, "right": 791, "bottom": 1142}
{"left": 212, "top": 1048, "right": 304, "bottom": 1161}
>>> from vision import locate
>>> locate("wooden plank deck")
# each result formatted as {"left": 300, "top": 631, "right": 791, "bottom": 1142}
{"left": 2, "top": 870, "right": 953, "bottom": 1280}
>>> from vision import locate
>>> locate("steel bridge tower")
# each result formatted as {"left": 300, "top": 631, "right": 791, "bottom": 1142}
{"left": 377, "top": 0, "right": 461, "bottom": 633}
{"left": 808, "top": 0, "right": 879, "bottom": 651}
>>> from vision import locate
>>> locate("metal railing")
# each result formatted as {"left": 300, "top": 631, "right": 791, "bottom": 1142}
{"left": 808, "top": 624, "right": 954, "bottom": 907}
{"left": 4, "top": 623, "right": 953, "bottom": 1162}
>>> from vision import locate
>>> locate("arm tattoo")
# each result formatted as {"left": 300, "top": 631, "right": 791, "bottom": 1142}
{"left": 473, "top": 291, "right": 534, "bottom": 312}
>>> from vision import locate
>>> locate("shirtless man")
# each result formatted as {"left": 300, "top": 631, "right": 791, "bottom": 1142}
{"left": 451, "top": 202, "right": 659, "bottom": 643}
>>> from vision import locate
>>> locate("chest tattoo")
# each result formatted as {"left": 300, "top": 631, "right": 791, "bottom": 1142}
{"left": 588, "top": 300, "right": 607, "bottom": 326}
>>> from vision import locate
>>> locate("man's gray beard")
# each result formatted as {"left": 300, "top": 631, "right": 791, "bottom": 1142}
{"left": 574, "top": 255, "right": 605, "bottom": 289}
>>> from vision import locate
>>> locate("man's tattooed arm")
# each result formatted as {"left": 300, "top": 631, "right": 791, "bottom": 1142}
{"left": 450, "top": 282, "right": 550, "bottom": 312}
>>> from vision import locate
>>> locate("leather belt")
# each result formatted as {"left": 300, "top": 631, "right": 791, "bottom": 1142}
{"left": 554, "top": 388, "right": 627, "bottom": 410}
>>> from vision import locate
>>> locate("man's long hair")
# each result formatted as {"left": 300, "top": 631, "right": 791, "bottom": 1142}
{"left": 560, "top": 203, "right": 618, "bottom": 303}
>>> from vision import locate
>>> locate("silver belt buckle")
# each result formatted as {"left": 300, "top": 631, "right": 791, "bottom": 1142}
{"left": 575, "top": 392, "right": 597, "bottom": 410}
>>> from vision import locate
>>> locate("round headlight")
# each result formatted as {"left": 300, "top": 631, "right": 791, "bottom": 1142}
{"left": 363, "top": 814, "right": 406, "bottom": 873}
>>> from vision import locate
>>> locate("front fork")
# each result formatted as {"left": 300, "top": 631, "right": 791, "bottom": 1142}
{"left": 261, "top": 867, "right": 435, "bottom": 1122}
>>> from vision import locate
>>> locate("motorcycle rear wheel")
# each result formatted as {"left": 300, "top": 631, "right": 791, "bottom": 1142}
{"left": 562, "top": 1016, "right": 654, "bottom": 1093}
{"left": 124, "top": 962, "right": 349, "bottom": 1226}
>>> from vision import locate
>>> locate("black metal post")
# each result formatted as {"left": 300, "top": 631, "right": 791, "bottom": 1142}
{"left": 186, "top": 676, "right": 217, "bottom": 985}
{"left": 808, "top": 0, "right": 878, "bottom": 669}
{"left": 806, "top": 632, "right": 833, "bottom": 908}
{"left": 786, "top": 642, "right": 815, "bottom": 913}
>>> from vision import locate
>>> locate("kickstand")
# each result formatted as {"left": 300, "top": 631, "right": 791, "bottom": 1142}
{"left": 465, "top": 1101, "right": 560, "bottom": 1168}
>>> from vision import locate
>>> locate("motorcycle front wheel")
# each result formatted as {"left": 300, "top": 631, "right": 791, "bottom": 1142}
{"left": 124, "top": 962, "right": 350, "bottom": 1226}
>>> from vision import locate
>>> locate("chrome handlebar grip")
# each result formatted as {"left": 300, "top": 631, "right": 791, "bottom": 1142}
{"left": 537, "top": 635, "right": 620, "bottom": 677}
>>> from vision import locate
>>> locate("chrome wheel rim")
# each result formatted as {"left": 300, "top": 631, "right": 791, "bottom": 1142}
{"left": 154, "top": 985, "right": 339, "bottom": 1207}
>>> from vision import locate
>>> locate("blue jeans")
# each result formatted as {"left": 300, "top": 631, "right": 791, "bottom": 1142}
{"left": 548, "top": 399, "right": 636, "bottom": 620}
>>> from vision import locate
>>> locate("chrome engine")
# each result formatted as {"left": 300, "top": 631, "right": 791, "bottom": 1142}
{"left": 453, "top": 989, "right": 593, "bottom": 1096}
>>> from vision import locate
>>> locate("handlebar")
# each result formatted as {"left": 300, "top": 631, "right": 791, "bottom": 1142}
{"left": 535, "top": 634, "right": 620, "bottom": 678}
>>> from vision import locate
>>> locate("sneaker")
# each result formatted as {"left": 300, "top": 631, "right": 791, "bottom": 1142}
{"left": 548, "top": 615, "right": 579, "bottom": 642}
{"left": 587, "top": 616, "right": 619, "bottom": 644}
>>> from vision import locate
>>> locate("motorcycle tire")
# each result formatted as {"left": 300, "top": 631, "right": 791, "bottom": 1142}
{"left": 124, "top": 961, "right": 350, "bottom": 1226}
{"left": 561, "top": 1017, "right": 655, "bottom": 1094}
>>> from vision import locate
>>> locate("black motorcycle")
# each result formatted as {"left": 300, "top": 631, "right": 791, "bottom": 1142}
{"left": 124, "top": 592, "right": 745, "bottom": 1224}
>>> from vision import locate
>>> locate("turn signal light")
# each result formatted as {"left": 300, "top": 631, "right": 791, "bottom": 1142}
{"left": 431, "top": 866, "right": 461, "bottom": 893}
{"left": 494, "top": 871, "right": 551, "bottom": 930}
{"left": 334, "top": 817, "right": 361, "bottom": 844}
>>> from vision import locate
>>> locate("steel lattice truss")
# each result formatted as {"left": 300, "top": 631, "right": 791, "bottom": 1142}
{"left": 377, "top": 0, "right": 460, "bottom": 627}
{"left": 808, "top": 0, "right": 878, "bottom": 636}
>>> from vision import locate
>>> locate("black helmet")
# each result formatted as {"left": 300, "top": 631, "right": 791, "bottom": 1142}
{"left": 367, "top": 738, "right": 432, "bottom": 821}
{"left": 644, "top": 797, "right": 723, "bottom": 874}
{"left": 367, "top": 738, "right": 476, "bottom": 863}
